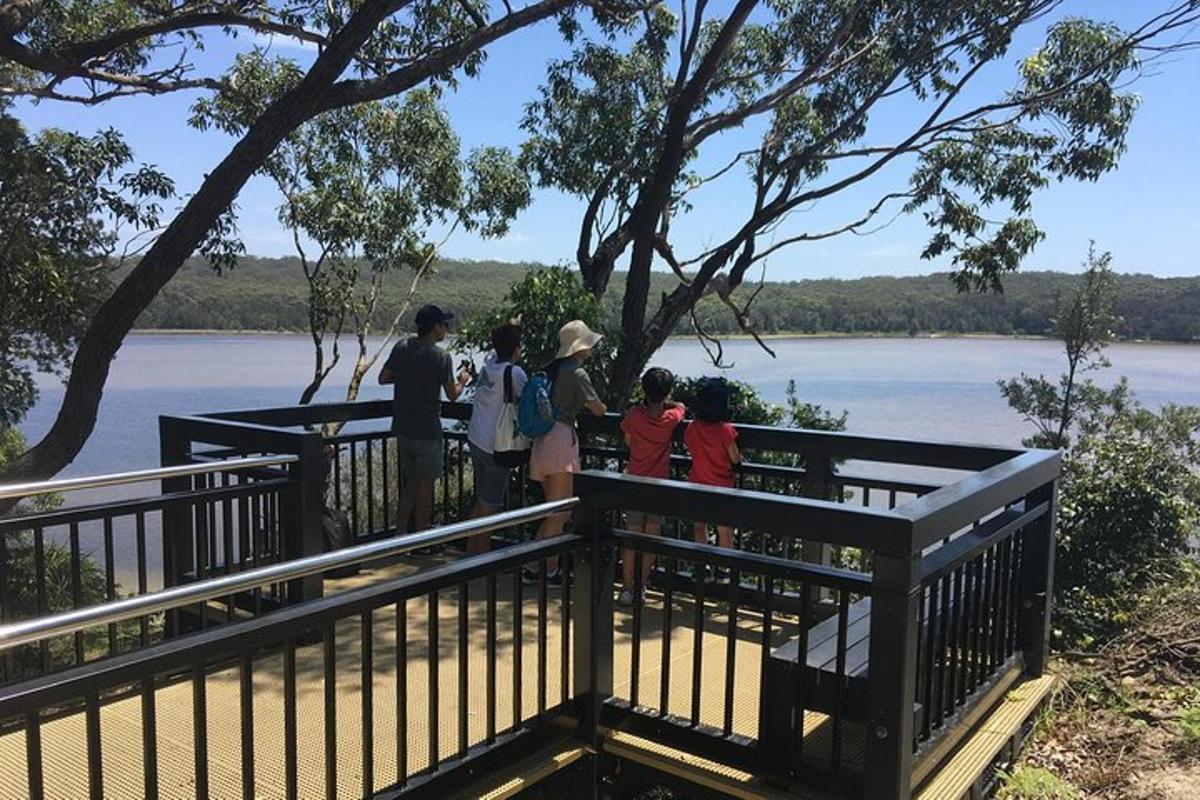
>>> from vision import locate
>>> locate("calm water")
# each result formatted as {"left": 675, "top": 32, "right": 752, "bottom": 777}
{"left": 20, "top": 333, "right": 1200, "bottom": 480}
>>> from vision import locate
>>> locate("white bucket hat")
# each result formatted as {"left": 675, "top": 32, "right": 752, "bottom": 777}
{"left": 555, "top": 320, "right": 603, "bottom": 359}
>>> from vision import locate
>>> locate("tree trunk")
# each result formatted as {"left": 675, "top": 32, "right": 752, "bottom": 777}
{"left": 0, "top": 1, "right": 400, "bottom": 494}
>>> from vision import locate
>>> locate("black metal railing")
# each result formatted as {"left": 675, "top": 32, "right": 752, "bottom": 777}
{"left": 0, "top": 398, "right": 1059, "bottom": 800}
{"left": 0, "top": 457, "right": 298, "bottom": 685}
{"left": 0, "top": 501, "right": 580, "bottom": 800}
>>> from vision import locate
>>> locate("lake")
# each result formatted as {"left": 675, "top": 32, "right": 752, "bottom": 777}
{"left": 19, "top": 333, "right": 1200, "bottom": 482}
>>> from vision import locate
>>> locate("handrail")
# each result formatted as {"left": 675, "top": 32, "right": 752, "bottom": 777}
{"left": 0, "top": 454, "right": 299, "bottom": 501}
{"left": 0, "top": 497, "right": 578, "bottom": 652}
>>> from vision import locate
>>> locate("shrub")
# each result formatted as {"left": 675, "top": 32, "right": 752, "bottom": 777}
{"left": 996, "top": 766, "right": 1082, "bottom": 799}
{"left": 1054, "top": 404, "right": 1200, "bottom": 647}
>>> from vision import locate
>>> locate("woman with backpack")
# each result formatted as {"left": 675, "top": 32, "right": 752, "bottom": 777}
{"left": 526, "top": 320, "right": 607, "bottom": 584}
{"left": 465, "top": 321, "right": 527, "bottom": 553}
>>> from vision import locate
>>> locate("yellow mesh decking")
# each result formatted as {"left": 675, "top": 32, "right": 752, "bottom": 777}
{"left": 0, "top": 561, "right": 846, "bottom": 799}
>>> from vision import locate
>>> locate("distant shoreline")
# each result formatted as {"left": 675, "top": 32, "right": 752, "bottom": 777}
{"left": 127, "top": 329, "right": 1197, "bottom": 345}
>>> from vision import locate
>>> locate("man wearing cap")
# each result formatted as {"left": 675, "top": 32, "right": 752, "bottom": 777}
{"left": 379, "top": 304, "right": 472, "bottom": 535}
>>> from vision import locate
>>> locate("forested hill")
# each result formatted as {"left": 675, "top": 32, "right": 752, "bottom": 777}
{"left": 134, "top": 256, "right": 1200, "bottom": 342}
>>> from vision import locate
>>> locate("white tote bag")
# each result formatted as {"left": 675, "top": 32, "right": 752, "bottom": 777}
{"left": 492, "top": 365, "right": 531, "bottom": 467}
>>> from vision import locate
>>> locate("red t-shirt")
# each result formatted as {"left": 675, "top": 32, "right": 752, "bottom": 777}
{"left": 683, "top": 421, "right": 738, "bottom": 487}
{"left": 621, "top": 404, "right": 686, "bottom": 478}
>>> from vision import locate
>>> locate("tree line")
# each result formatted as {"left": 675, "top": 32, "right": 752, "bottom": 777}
{"left": 136, "top": 256, "right": 1200, "bottom": 342}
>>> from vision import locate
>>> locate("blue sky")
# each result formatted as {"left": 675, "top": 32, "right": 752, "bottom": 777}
{"left": 13, "top": 1, "right": 1200, "bottom": 279}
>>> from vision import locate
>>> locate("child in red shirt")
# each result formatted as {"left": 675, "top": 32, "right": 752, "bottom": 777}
{"left": 618, "top": 367, "right": 685, "bottom": 604}
{"left": 683, "top": 378, "right": 741, "bottom": 551}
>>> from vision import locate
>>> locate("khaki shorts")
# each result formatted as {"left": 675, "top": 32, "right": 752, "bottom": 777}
{"left": 397, "top": 434, "right": 443, "bottom": 482}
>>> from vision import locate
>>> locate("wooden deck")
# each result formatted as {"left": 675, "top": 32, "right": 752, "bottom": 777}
{"left": 0, "top": 557, "right": 859, "bottom": 799}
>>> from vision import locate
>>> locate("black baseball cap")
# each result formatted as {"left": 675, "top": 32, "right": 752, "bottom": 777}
{"left": 415, "top": 304, "right": 454, "bottom": 330}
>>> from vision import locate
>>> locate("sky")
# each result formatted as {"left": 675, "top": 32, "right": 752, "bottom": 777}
{"left": 12, "top": 1, "right": 1200, "bottom": 280}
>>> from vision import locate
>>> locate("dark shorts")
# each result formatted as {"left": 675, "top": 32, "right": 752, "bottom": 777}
{"left": 470, "top": 442, "right": 511, "bottom": 509}
{"left": 397, "top": 434, "right": 443, "bottom": 482}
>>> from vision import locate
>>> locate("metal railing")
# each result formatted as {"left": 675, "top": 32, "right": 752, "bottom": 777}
{"left": 0, "top": 456, "right": 299, "bottom": 501}
{"left": 0, "top": 499, "right": 577, "bottom": 654}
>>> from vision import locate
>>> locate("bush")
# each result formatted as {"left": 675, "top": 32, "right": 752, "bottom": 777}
{"left": 996, "top": 766, "right": 1082, "bottom": 799}
{"left": 1054, "top": 404, "right": 1200, "bottom": 647}
{"left": 456, "top": 267, "right": 619, "bottom": 395}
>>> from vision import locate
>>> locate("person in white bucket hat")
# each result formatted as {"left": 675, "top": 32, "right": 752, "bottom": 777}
{"left": 526, "top": 320, "right": 607, "bottom": 585}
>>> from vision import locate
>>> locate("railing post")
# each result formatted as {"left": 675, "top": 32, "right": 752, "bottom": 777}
{"left": 571, "top": 498, "right": 614, "bottom": 748}
{"left": 282, "top": 431, "right": 326, "bottom": 603}
{"left": 863, "top": 550, "right": 921, "bottom": 800}
{"left": 158, "top": 418, "right": 194, "bottom": 638}
{"left": 801, "top": 454, "right": 834, "bottom": 614}
{"left": 1018, "top": 480, "right": 1058, "bottom": 677}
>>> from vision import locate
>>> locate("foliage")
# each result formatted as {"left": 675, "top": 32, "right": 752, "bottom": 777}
{"left": 0, "top": 103, "right": 173, "bottom": 427}
{"left": 521, "top": 2, "right": 1199, "bottom": 402}
{"left": 190, "top": 53, "right": 531, "bottom": 406}
{"left": 456, "top": 267, "right": 619, "bottom": 394}
{"left": 1176, "top": 706, "right": 1200, "bottom": 757}
{"left": 996, "top": 766, "right": 1082, "bottom": 800}
{"left": 133, "top": 256, "right": 1200, "bottom": 343}
{"left": 999, "top": 246, "right": 1123, "bottom": 448}
{"left": 1054, "top": 402, "right": 1200, "bottom": 647}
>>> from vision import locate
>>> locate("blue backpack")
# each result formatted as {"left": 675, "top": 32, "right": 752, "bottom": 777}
{"left": 517, "top": 368, "right": 558, "bottom": 439}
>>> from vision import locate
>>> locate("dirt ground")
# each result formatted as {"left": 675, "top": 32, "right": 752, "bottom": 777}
{"left": 1008, "top": 586, "right": 1200, "bottom": 799}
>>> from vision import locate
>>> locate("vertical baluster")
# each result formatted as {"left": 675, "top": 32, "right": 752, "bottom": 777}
{"left": 222, "top": 474, "right": 234, "bottom": 577}
{"left": 970, "top": 556, "right": 985, "bottom": 690}
{"left": 136, "top": 514, "right": 150, "bottom": 645}
{"left": 441, "top": 439, "right": 450, "bottom": 525}
{"left": 69, "top": 522, "right": 84, "bottom": 663}
{"left": 396, "top": 601, "right": 408, "bottom": 786}
{"left": 458, "top": 582, "right": 469, "bottom": 757}
{"left": 34, "top": 527, "right": 49, "bottom": 671}
{"left": 382, "top": 437, "right": 391, "bottom": 533}
{"left": 512, "top": 569, "right": 523, "bottom": 728}
{"left": 25, "top": 712, "right": 43, "bottom": 800}
{"left": 103, "top": 517, "right": 117, "bottom": 653}
{"left": 948, "top": 565, "right": 964, "bottom": 708}
{"left": 192, "top": 665, "right": 208, "bottom": 800}
{"left": 630, "top": 551, "right": 644, "bottom": 708}
{"left": 456, "top": 439, "right": 465, "bottom": 524}
{"left": 723, "top": 568, "right": 740, "bottom": 736}
{"left": 361, "top": 611, "right": 374, "bottom": 796}
{"left": 237, "top": 486, "right": 250, "bottom": 572}
{"left": 660, "top": 554, "right": 675, "bottom": 715}
{"left": 561, "top": 554, "right": 572, "bottom": 706}
{"left": 757, "top": 576, "right": 774, "bottom": 743}
{"left": 690, "top": 561, "right": 706, "bottom": 727}
{"left": 486, "top": 575, "right": 498, "bottom": 743}
{"left": 252, "top": 493, "right": 264, "bottom": 616}
{"left": 141, "top": 677, "right": 158, "bottom": 800}
{"left": 831, "top": 591, "right": 849, "bottom": 771}
{"left": 324, "top": 624, "right": 337, "bottom": 799}
{"left": 794, "top": 583, "right": 812, "bottom": 774}
{"left": 240, "top": 652, "right": 255, "bottom": 800}
{"left": 921, "top": 580, "right": 939, "bottom": 740}
{"left": 283, "top": 639, "right": 298, "bottom": 800}
{"left": 935, "top": 573, "right": 951, "bottom": 729}
{"left": 85, "top": 693, "right": 103, "bottom": 800}
{"left": 428, "top": 590, "right": 440, "bottom": 770}
{"left": 334, "top": 443, "right": 343, "bottom": 510}
{"left": 366, "top": 439, "right": 375, "bottom": 537}
{"left": 350, "top": 440, "right": 359, "bottom": 537}
{"left": 538, "top": 560, "right": 548, "bottom": 716}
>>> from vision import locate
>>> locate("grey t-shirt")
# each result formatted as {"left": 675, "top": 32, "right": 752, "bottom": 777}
{"left": 385, "top": 337, "right": 452, "bottom": 439}
{"left": 551, "top": 360, "right": 600, "bottom": 424}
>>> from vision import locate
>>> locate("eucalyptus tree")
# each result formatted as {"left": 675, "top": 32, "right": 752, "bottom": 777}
{"left": 522, "top": 1, "right": 1200, "bottom": 403}
{"left": 191, "top": 53, "right": 529, "bottom": 411}
{"left": 0, "top": 0, "right": 621, "bottom": 486}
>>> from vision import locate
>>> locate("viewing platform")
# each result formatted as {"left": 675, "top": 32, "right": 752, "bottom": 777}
{"left": 0, "top": 400, "right": 1061, "bottom": 799}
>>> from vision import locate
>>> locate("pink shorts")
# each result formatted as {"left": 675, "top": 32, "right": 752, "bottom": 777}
{"left": 530, "top": 421, "right": 580, "bottom": 482}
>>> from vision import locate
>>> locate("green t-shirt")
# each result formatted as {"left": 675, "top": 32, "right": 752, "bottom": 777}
{"left": 551, "top": 361, "right": 600, "bottom": 424}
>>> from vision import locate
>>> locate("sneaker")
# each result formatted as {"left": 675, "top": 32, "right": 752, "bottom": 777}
{"left": 711, "top": 567, "right": 731, "bottom": 584}
{"left": 545, "top": 569, "right": 564, "bottom": 588}
{"left": 520, "top": 566, "right": 541, "bottom": 584}
{"left": 617, "top": 589, "right": 635, "bottom": 607}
